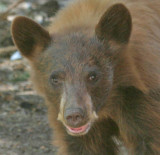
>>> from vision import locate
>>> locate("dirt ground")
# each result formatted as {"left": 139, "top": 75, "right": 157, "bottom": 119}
{"left": 0, "top": 58, "right": 57, "bottom": 155}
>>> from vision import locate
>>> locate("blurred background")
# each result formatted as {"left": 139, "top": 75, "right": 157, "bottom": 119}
{"left": 0, "top": 0, "right": 72, "bottom": 154}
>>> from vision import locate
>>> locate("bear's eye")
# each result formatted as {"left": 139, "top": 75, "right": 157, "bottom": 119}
{"left": 51, "top": 76, "right": 60, "bottom": 85}
{"left": 50, "top": 71, "right": 65, "bottom": 86}
{"left": 89, "top": 75, "right": 96, "bottom": 81}
{"left": 87, "top": 72, "right": 98, "bottom": 82}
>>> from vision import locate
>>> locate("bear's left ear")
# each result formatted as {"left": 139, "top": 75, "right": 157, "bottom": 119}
{"left": 11, "top": 16, "right": 51, "bottom": 59}
{"left": 95, "top": 3, "right": 132, "bottom": 44}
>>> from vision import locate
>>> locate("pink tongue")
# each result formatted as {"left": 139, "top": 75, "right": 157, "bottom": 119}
{"left": 67, "top": 124, "right": 88, "bottom": 134}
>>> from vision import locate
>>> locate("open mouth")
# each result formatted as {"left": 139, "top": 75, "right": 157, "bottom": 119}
{"left": 66, "top": 123, "right": 91, "bottom": 136}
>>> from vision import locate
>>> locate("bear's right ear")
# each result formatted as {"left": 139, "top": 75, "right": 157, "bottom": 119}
{"left": 11, "top": 16, "right": 51, "bottom": 59}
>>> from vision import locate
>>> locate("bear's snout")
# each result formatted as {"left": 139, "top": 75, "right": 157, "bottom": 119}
{"left": 64, "top": 108, "right": 85, "bottom": 128}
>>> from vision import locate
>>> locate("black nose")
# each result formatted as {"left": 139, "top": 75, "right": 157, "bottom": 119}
{"left": 65, "top": 108, "right": 84, "bottom": 127}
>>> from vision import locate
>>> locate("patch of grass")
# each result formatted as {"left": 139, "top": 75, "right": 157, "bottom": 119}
{"left": 10, "top": 71, "right": 30, "bottom": 83}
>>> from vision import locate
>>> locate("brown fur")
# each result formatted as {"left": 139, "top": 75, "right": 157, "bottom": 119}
{"left": 11, "top": 0, "right": 160, "bottom": 154}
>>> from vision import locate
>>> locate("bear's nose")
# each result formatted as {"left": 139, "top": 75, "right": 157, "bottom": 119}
{"left": 64, "top": 108, "right": 84, "bottom": 127}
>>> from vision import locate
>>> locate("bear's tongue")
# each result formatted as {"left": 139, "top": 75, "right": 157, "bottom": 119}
{"left": 67, "top": 124, "right": 88, "bottom": 134}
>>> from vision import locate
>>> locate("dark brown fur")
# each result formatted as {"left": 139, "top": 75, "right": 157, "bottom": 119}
{"left": 11, "top": 0, "right": 160, "bottom": 154}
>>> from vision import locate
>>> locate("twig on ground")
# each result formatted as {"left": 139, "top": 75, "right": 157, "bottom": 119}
{"left": 0, "top": 46, "right": 17, "bottom": 55}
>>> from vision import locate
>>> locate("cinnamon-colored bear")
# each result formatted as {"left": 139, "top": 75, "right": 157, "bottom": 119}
{"left": 11, "top": 0, "right": 160, "bottom": 154}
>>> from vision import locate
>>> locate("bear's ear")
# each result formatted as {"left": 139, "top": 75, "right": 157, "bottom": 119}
{"left": 11, "top": 16, "right": 51, "bottom": 59}
{"left": 95, "top": 3, "right": 132, "bottom": 44}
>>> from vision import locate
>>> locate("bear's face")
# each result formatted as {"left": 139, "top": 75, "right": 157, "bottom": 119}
{"left": 11, "top": 3, "right": 132, "bottom": 136}
{"left": 31, "top": 33, "right": 113, "bottom": 136}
